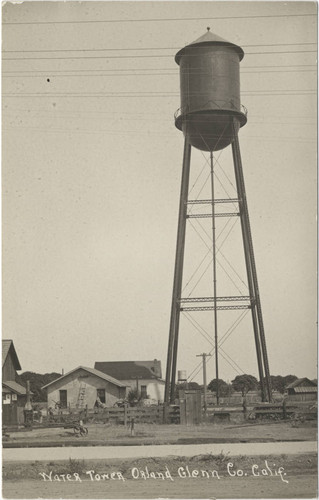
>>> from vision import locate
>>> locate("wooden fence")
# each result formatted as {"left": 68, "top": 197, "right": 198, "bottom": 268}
{"left": 43, "top": 404, "right": 180, "bottom": 426}
{"left": 249, "top": 401, "right": 317, "bottom": 421}
{"left": 38, "top": 400, "right": 316, "bottom": 428}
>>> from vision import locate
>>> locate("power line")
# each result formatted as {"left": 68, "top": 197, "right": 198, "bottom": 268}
{"left": 3, "top": 49, "right": 317, "bottom": 61}
{"left": 3, "top": 107, "right": 314, "bottom": 122}
{"left": 3, "top": 107, "right": 315, "bottom": 125}
{"left": 3, "top": 90, "right": 316, "bottom": 97}
{"left": 2, "top": 64, "right": 316, "bottom": 74}
{"left": 3, "top": 95, "right": 316, "bottom": 100}
{"left": 3, "top": 13, "right": 316, "bottom": 26}
{"left": 2, "top": 42, "right": 317, "bottom": 53}
{"left": 2, "top": 69, "right": 317, "bottom": 79}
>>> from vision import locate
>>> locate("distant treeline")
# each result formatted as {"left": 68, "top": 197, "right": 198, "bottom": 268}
{"left": 19, "top": 371, "right": 61, "bottom": 402}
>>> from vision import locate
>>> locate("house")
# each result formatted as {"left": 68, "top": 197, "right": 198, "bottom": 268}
{"left": 42, "top": 366, "right": 127, "bottom": 410}
{"left": 2, "top": 339, "right": 28, "bottom": 425}
{"left": 94, "top": 359, "right": 165, "bottom": 402}
{"left": 286, "top": 378, "right": 317, "bottom": 401}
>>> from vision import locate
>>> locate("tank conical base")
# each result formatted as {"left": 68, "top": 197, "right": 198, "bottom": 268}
{"left": 175, "top": 110, "right": 247, "bottom": 152}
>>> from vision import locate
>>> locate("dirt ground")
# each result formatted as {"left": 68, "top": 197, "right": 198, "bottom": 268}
{"left": 3, "top": 421, "right": 317, "bottom": 498}
{"left": 4, "top": 420, "right": 317, "bottom": 446}
{"left": 2, "top": 453, "right": 318, "bottom": 499}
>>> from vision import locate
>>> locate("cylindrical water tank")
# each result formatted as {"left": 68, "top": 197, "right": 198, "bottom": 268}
{"left": 178, "top": 370, "right": 187, "bottom": 382}
{"left": 175, "top": 29, "right": 247, "bottom": 151}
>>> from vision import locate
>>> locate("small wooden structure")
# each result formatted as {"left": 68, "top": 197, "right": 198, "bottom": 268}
{"left": 286, "top": 378, "right": 317, "bottom": 401}
{"left": 179, "top": 389, "right": 202, "bottom": 425}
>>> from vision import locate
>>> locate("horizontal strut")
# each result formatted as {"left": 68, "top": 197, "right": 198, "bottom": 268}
{"left": 187, "top": 213, "right": 239, "bottom": 219}
{"left": 179, "top": 296, "right": 251, "bottom": 303}
{"left": 187, "top": 198, "right": 240, "bottom": 205}
{"left": 180, "top": 305, "right": 251, "bottom": 311}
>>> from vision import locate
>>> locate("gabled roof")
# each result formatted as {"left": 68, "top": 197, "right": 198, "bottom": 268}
{"left": 286, "top": 377, "right": 317, "bottom": 389}
{"left": 175, "top": 28, "right": 244, "bottom": 64}
{"left": 2, "top": 380, "right": 30, "bottom": 395}
{"left": 94, "top": 360, "right": 163, "bottom": 381}
{"left": 42, "top": 366, "right": 126, "bottom": 390}
{"left": 2, "top": 340, "right": 21, "bottom": 371}
{"left": 293, "top": 386, "right": 317, "bottom": 394}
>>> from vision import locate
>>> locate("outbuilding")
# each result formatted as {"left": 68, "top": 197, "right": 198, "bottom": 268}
{"left": 42, "top": 366, "right": 126, "bottom": 410}
{"left": 286, "top": 378, "right": 317, "bottom": 401}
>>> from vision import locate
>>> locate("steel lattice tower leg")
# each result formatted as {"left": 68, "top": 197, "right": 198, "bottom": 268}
{"left": 231, "top": 120, "right": 272, "bottom": 401}
{"left": 164, "top": 137, "right": 191, "bottom": 405}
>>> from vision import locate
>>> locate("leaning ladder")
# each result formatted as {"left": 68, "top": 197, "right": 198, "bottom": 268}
{"left": 76, "top": 382, "right": 86, "bottom": 409}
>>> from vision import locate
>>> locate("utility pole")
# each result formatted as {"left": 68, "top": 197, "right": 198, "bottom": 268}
{"left": 196, "top": 353, "right": 211, "bottom": 411}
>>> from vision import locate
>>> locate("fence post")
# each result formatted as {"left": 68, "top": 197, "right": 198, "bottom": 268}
{"left": 282, "top": 398, "right": 287, "bottom": 420}
{"left": 163, "top": 403, "right": 169, "bottom": 424}
{"left": 124, "top": 404, "right": 128, "bottom": 426}
{"left": 131, "top": 417, "right": 135, "bottom": 436}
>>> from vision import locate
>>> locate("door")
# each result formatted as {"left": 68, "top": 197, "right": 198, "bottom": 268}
{"left": 97, "top": 389, "right": 106, "bottom": 404}
{"left": 59, "top": 390, "right": 67, "bottom": 408}
{"left": 179, "top": 390, "right": 202, "bottom": 425}
{"left": 2, "top": 402, "right": 18, "bottom": 426}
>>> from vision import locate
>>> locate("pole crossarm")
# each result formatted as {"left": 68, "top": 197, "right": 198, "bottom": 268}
{"left": 180, "top": 305, "right": 251, "bottom": 312}
{"left": 187, "top": 198, "right": 240, "bottom": 205}
{"left": 187, "top": 212, "right": 239, "bottom": 218}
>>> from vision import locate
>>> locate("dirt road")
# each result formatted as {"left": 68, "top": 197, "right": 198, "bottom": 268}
{"left": 3, "top": 440, "right": 317, "bottom": 461}
{"left": 3, "top": 474, "right": 317, "bottom": 499}
{"left": 3, "top": 452, "right": 317, "bottom": 499}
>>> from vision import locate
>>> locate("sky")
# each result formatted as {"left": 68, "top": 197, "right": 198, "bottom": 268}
{"left": 2, "top": 1, "right": 317, "bottom": 386}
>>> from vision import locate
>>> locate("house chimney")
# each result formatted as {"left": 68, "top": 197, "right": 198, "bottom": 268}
{"left": 153, "top": 359, "right": 162, "bottom": 378}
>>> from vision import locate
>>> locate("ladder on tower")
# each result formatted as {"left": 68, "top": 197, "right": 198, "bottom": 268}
{"left": 76, "top": 382, "right": 87, "bottom": 409}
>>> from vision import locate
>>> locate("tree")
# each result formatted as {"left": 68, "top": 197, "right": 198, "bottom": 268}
{"left": 261, "top": 374, "right": 298, "bottom": 395}
{"left": 20, "top": 371, "right": 61, "bottom": 402}
{"left": 127, "top": 388, "right": 140, "bottom": 406}
{"left": 231, "top": 374, "right": 259, "bottom": 396}
{"left": 207, "top": 378, "right": 233, "bottom": 397}
{"left": 271, "top": 375, "right": 285, "bottom": 394}
{"left": 264, "top": 375, "right": 285, "bottom": 394}
{"left": 283, "top": 375, "right": 298, "bottom": 390}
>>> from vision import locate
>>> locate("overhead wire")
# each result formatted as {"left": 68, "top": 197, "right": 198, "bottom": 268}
{"left": 3, "top": 12, "right": 316, "bottom": 25}
{"left": 2, "top": 41, "right": 317, "bottom": 53}
{"left": 3, "top": 90, "right": 315, "bottom": 98}
{"left": 187, "top": 309, "right": 250, "bottom": 381}
{"left": 3, "top": 49, "right": 317, "bottom": 60}
{"left": 2, "top": 64, "right": 317, "bottom": 75}
{"left": 3, "top": 68, "right": 317, "bottom": 78}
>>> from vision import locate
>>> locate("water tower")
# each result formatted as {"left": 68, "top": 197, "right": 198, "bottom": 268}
{"left": 164, "top": 29, "right": 272, "bottom": 404}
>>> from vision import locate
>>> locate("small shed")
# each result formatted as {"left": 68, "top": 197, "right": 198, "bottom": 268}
{"left": 286, "top": 378, "right": 317, "bottom": 401}
{"left": 42, "top": 366, "right": 126, "bottom": 410}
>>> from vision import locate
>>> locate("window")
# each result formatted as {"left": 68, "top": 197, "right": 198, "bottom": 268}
{"left": 59, "top": 390, "right": 67, "bottom": 408}
{"left": 141, "top": 385, "right": 147, "bottom": 399}
{"left": 97, "top": 389, "right": 106, "bottom": 404}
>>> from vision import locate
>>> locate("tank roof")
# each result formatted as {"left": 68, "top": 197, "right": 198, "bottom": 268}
{"left": 175, "top": 28, "right": 244, "bottom": 64}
